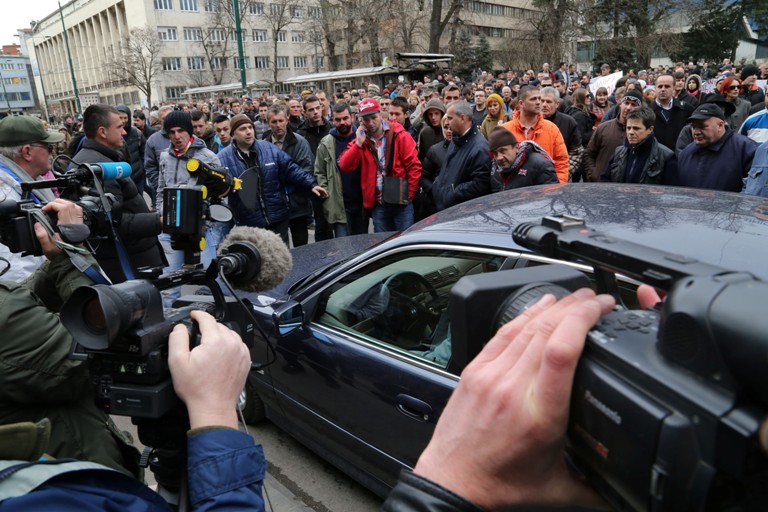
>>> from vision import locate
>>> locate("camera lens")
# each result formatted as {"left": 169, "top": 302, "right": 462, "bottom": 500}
{"left": 494, "top": 282, "right": 572, "bottom": 330}
{"left": 82, "top": 297, "right": 107, "bottom": 332}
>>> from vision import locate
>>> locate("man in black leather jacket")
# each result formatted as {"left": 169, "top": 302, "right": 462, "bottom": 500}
{"left": 69, "top": 103, "right": 164, "bottom": 283}
{"left": 382, "top": 288, "right": 626, "bottom": 511}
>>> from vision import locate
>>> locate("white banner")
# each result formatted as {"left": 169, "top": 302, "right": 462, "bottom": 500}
{"left": 589, "top": 71, "right": 623, "bottom": 96}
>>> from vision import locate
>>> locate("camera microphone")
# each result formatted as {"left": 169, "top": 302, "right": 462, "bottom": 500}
{"left": 216, "top": 226, "right": 292, "bottom": 292}
{"left": 75, "top": 162, "right": 132, "bottom": 181}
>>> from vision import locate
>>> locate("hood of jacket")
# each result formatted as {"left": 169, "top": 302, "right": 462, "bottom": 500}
{"left": 116, "top": 104, "right": 132, "bottom": 130}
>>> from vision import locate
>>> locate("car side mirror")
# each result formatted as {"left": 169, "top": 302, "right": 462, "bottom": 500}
{"left": 274, "top": 302, "right": 303, "bottom": 336}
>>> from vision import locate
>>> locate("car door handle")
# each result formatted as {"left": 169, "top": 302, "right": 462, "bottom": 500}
{"left": 396, "top": 393, "right": 433, "bottom": 421}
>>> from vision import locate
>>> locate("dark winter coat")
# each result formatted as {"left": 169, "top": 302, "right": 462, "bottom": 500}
{"left": 432, "top": 125, "right": 491, "bottom": 211}
{"left": 70, "top": 139, "right": 163, "bottom": 282}
{"left": 603, "top": 133, "right": 676, "bottom": 184}
{"left": 651, "top": 98, "right": 694, "bottom": 151}
{"left": 262, "top": 128, "right": 314, "bottom": 219}
{"left": 115, "top": 104, "right": 146, "bottom": 192}
{"left": 677, "top": 130, "right": 758, "bottom": 192}
{"left": 489, "top": 142, "right": 559, "bottom": 192}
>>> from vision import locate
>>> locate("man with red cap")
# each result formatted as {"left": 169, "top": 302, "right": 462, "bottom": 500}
{"left": 339, "top": 98, "right": 421, "bottom": 232}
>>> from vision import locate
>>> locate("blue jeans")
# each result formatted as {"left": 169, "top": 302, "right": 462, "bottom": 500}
{"left": 159, "top": 221, "right": 230, "bottom": 309}
{"left": 371, "top": 203, "right": 413, "bottom": 233}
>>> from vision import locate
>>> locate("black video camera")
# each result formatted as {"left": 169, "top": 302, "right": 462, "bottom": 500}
{"left": 61, "top": 250, "right": 257, "bottom": 419}
{"left": 450, "top": 215, "right": 768, "bottom": 512}
{"left": 0, "top": 198, "right": 94, "bottom": 256}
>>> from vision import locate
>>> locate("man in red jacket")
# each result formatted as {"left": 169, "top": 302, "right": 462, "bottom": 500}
{"left": 339, "top": 98, "right": 421, "bottom": 232}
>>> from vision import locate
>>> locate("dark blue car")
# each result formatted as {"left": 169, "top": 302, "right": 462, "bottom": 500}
{"left": 238, "top": 184, "right": 768, "bottom": 498}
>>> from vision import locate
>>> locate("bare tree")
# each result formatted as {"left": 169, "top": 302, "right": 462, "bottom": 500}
{"left": 428, "top": 0, "right": 463, "bottom": 53}
{"left": 109, "top": 26, "right": 162, "bottom": 107}
{"left": 196, "top": 0, "right": 259, "bottom": 85}
{"left": 263, "top": 0, "right": 299, "bottom": 86}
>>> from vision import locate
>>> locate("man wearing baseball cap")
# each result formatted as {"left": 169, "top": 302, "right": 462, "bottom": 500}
{"left": 339, "top": 97, "right": 421, "bottom": 232}
{"left": 0, "top": 115, "right": 64, "bottom": 281}
{"left": 677, "top": 103, "right": 758, "bottom": 191}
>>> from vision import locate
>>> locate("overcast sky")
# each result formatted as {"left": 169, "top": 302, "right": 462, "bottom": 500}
{"left": 0, "top": 0, "right": 63, "bottom": 48}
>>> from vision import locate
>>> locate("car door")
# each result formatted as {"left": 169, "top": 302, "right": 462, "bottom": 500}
{"left": 267, "top": 245, "right": 514, "bottom": 493}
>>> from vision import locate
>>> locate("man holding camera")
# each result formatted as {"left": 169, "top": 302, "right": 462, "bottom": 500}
{"left": 0, "top": 198, "right": 140, "bottom": 477}
{"left": 70, "top": 103, "right": 164, "bottom": 283}
{"left": 0, "top": 199, "right": 266, "bottom": 508}
{"left": 0, "top": 116, "right": 64, "bottom": 282}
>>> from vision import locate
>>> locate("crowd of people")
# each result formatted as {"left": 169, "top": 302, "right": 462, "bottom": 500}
{"left": 0, "top": 57, "right": 767, "bottom": 510}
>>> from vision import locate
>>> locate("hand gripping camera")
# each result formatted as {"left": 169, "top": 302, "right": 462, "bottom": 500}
{"left": 450, "top": 215, "right": 768, "bottom": 512}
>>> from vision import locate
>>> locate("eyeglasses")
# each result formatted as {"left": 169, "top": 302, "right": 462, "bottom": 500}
{"left": 729, "top": 85, "right": 741, "bottom": 90}
{"left": 29, "top": 143, "right": 55, "bottom": 153}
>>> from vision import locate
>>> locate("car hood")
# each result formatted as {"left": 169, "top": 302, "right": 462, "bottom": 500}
{"left": 407, "top": 184, "right": 768, "bottom": 281}
{"left": 250, "top": 233, "right": 391, "bottom": 300}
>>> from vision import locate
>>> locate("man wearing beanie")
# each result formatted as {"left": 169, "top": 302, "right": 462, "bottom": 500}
{"left": 739, "top": 65, "right": 765, "bottom": 107}
{"left": 488, "top": 126, "right": 558, "bottom": 192}
{"left": 218, "top": 113, "right": 328, "bottom": 244}
{"left": 157, "top": 109, "right": 226, "bottom": 307}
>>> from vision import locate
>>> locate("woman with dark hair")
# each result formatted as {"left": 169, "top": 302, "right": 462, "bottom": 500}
{"left": 592, "top": 86, "right": 610, "bottom": 125}
{"left": 718, "top": 76, "right": 751, "bottom": 130}
{"left": 686, "top": 74, "right": 702, "bottom": 104}
{"left": 566, "top": 88, "right": 597, "bottom": 147}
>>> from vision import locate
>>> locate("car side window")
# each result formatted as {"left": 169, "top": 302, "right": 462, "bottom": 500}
{"left": 314, "top": 249, "right": 507, "bottom": 371}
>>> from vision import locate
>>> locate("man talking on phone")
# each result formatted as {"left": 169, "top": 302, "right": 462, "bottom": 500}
{"left": 339, "top": 98, "right": 421, "bottom": 232}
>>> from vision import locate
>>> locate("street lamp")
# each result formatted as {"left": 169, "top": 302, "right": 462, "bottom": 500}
{"left": 58, "top": 0, "right": 81, "bottom": 115}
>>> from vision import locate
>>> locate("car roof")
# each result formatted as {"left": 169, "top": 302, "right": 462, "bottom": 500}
{"left": 401, "top": 184, "right": 768, "bottom": 281}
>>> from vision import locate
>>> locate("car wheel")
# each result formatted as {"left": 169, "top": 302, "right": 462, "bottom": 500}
{"left": 238, "top": 380, "right": 266, "bottom": 424}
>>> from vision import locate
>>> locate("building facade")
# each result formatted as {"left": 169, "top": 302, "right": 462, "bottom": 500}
{"left": 0, "top": 53, "right": 36, "bottom": 116}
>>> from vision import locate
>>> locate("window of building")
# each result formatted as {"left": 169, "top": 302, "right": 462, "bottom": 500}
{"left": 183, "top": 27, "right": 203, "bottom": 41}
{"left": 270, "top": 3, "right": 283, "bottom": 15}
{"left": 179, "top": 0, "right": 198, "bottom": 10}
{"left": 314, "top": 56, "right": 324, "bottom": 69}
{"left": 252, "top": 29, "right": 267, "bottom": 42}
{"left": 291, "top": 5, "right": 304, "bottom": 17}
{"left": 233, "top": 57, "right": 250, "bottom": 69}
{"left": 291, "top": 31, "right": 305, "bottom": 43}
{"left": 255, "top": 56, "right": 270, "bottom": 68}
{"left": 187, "top": 56, "right": 206, "bottom": 70}
{"left": 249, "top": 2, "right": 264, "bottom": 14}
{"left": 154, "top": 0, "right": 173, "bottom": 10}
{"left": 204, "top": 0, "right": 220, "bottom": 12}
{"left": 276, "top": 56, "right": 289, "bottom": 68}
{"left": 308, "top": 6, "right": 321, "bottom": 18}
{"left": 276, "top": 31, "right": 286, "bottom": 42}
{"left": 294, "top": 56, "right": 307, "bottom": 68}
{"left": 162, "top": 57, "right": 182, "bottom": 70}
{"left": 132, "top": 91, "right": 140, "bottom": 104}
{"left": 209, "top": 28, "right": 227, "bottom": 42}
{"left": 210, "top": 57, "right": 226, "bottom": 69}
{"left": 166, "top": 87, "right": 185, "bottom": 99}
{"left": 158, "top": 27, "right": 178, "bottom": 41}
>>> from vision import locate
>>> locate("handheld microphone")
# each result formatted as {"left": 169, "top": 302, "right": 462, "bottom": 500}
{"left": 216, "top": 226, "right": 292, "bottom": 292}
{"left": 76, "top": 162, "right": 133, "bottom": 181}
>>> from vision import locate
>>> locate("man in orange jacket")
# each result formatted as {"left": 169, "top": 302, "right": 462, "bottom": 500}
{"left": 502, "top": 86, "right": 569, "bottom": 183}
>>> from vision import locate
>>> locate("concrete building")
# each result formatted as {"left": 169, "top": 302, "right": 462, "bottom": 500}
{"left": 0, "top": 51, "right": 36, "bottom": 117}
{"left": 22, "top": 0, "right": 322, "bottom": 115}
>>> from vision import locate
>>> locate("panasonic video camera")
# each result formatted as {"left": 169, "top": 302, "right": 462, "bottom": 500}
{"left": 450, "top": 215, "right": 768, "bottom": 512}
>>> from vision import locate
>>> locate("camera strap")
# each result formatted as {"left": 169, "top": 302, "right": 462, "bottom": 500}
{"left": 27, "top": 209, "right": 111, "bottom": 285}
{"left": 86, "top": 168, "right": 135, "bottom": 281}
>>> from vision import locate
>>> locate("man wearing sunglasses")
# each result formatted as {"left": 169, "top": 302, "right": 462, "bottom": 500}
{"left": 0, "top": 115, "right": 64, "bottom": 282}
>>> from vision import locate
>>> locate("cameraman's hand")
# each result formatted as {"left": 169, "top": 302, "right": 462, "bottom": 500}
{"left": 414, "top": 288, "right": 615, "bottom": 510}
{"left": 168, "top": 311, "right": 250, "bottom": 429}
{"left": 34, "top": 199, "right": 84, "bottom": 260}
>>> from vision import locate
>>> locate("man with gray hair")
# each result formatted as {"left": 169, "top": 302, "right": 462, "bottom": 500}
{"left": 540, "top": 86, "right": 582, "bottom": 180}
{"left": 432, "top": 101, "right": 491, "bottom": 211}
{"left": 0, "top": 116, "right": 64, "bottom": 281}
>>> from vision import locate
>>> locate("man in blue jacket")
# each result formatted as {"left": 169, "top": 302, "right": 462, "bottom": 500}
{"left": 677, "top": 103, "right": 758, "bottom": 192}
{"left": 218, "top": 114, "right": 327, "bottom": 244}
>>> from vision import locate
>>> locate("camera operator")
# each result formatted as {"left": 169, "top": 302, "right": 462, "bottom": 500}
{"left": 0, "top": 116, "right": 64, "bottom": 282}
{"left": 69, "top": 103, "right": 164, "bottom": 283}
{"left": 0, "top": 309, "right": 265, "bottom": 510}
{"left": 0, "top": 198, "right": 140, "bottom": 477}
{"left": 383, "top": 288, "right": 625, "bottom": 511}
